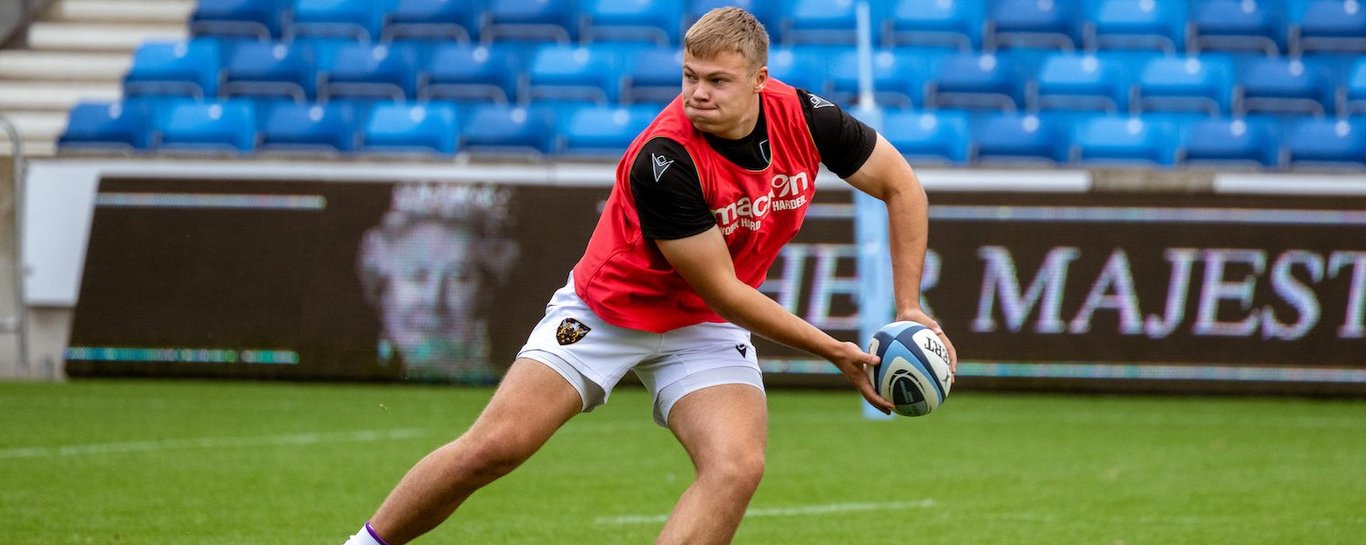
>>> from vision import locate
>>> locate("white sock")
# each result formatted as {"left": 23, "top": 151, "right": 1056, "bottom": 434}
{"left": 342, "top": 522, "right": 389, "bottom": 545}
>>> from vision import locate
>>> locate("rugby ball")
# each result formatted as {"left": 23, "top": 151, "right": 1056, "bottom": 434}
{"left": 866, "top": 321, "right": 952, "bottom": 417}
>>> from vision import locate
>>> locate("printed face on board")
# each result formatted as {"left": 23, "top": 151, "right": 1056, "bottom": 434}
{"left": 378, "top": 220, "right": 484, "bottom": 367}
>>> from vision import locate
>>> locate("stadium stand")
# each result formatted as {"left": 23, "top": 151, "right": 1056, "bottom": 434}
{"left": 1029, "top": 51, "right": 1131, "bottom": 113}
{"left": 382, "top": 0, "right": 483, "bottom": 44}
{"left": 153, "top": 99, "right": 257, "bottom": 152}
{"left": 191, "top": 0, "right": 290, "bottom": 40}
{"left": 1082, "top": 0, "right": 1187, "bottom": 54}
{"left": 883, "top": 0, "right": 985, "bottom": 51}
{"left": 971, "top": 111, "right": 1071, "bottom": 164}
{"left": 1071, "top": 113, "right": 1179, "bottom": 167}
{"left": 1178, "top": 116, "right": 1282, "bottom": 168}
{"left": 880, "top": 108, "right": 972, "bottom": 165}
{"left": 360, "top": 100, "right": 458, "bottom": 154}
{"left": 1188, "top": 0, "right": 1286, "bottom": 56}
{"left": 986, "top": 0, "right": 1082, "bottom": 51}
{"left": 40, "top": 0, "right": 1366, "bottom": 170}
{"left": 621, "top": 46, "right": 683, "bottom": 105}
{"left": 258, "top": 100, "right": 360, "bottom": 152}
{"left": 580, "top": 0, "right": 682, "bottom": 46}
{"left": 57, "top": 101, "right": 155, "bottom": 151}
{"left": 419, "top": 42, "right": 520, "bottom": 103}
{"left": 122, "top": 39, "right": 223, "bottom": 99}
{"left": 220, "top": 39, "right": 318, "bottom": 102}
{"left": 926, "top": 51, "right": 1029, "bottom": 111}
{"left": 286, "top": 0, "right": 387, "bottom": 43}
{"left": 778, "top": 0, "right": 863, "bottom": 46}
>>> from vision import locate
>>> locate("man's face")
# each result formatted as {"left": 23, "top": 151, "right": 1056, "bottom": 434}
{"left": 682, "top": 50, "right": 767, "bottom": 136}
{"left": 379, "top": 222, "right": 482, "bottom": 364}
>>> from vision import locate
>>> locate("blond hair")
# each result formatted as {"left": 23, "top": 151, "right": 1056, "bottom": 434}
{"left": 684, "top": 7, "right": 769, "bottom": 73}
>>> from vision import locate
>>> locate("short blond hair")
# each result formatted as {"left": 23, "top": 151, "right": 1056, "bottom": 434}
{"left": 684, "top": 7, "right": 769, "bottom": 73}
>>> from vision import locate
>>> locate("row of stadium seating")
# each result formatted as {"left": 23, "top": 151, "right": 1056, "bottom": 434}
{"left": 58, "top": 99, "right": 1366, "bottom": 169}
{"left": 118, "top": 38, "right": 1366, "bottom": 118}
{"left": 192, "top": 0, "right": 1366, "bottom": 58}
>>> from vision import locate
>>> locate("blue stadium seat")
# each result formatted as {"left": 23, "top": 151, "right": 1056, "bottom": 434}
{"left": 58, "top": 101, "right": 154, "bottom": 151}
{"left": 258, "top": 101, "right": 360, "bottom": 152}
{"left": 153, "top": 99, "right": 258, "bottom": 153}
{"left": 123, "top": 39, "right": 222, "bottom": 99}
{"left": 1071, "top": 113, "right": 1179, "bottom": 166}
{"left": 1132, "top": 54, "right": 1236, "bottom": 115}
{"left": 830, "top": 47, "right": 944, "bottom": 109}
{"left": 881, "top": 108, "right": 972, "bottom": 165}
{"left": 767, "top": 46, "right": 834, "bottom": 97}
{"left": 622, "top": 47, "right": 682, "bottom": 105}
{"left": 778, "top": 0, "right": 861, "bottom": 46}
{"left": 523, "top": 44, "right": 623, "bottom": 105}
{"left": 581, "top": 0, "right": 682, "bottom": 46}
{"left": 190, "top": 0, "right": 287, "bottom": 39}
{"left": 883, "top": 0, "right": 986, "bottom": 51}
{"left": 1342, "top": 58, "right": 1366, "bottom": 117}
{"left": 419, "top": 43, "right": 520, "bottom": 103}
{"left": 986, "top": 0, "right": 1082, "bottom": 51}
{"left": 1178, "top": 116, "right": 1281, "bottom": 168}
{"left": 971, "top": 111, "right": 1070, "bottom": 164}
{"left": 460, "top": 103, "right": 557, "bottom": 156}
{"left": 1235, "top": 56, "right": 1332, "bottom": 117}
{"left": 361, "top": 101, "right": 459, "bottom": 154}
{"left": 382, "top": 0, "right": 483, "bottom": 43}
{"left": 926, "top": 51, "right": 1028, "bottom": 111}
{"left": 288, "top": 0, "right": 386, "bottom": 42}
{"left": 1188, "top": 0, "right": 1286, "bottom": 56}
{"left": 830, "top": 48, "right": 939, "bottom": 108}
{"left": 559, "top": 104, "right": 657, "bottom": 157}
{"left": 320, "top": 42, "right": 420, "bottom": 102}
{"left": 1082, "top": 0, "right": 1187, "bottom": 53}
{"left": 1288, "top": 0, "right": 1366, "bottom": 54}
{"left": 220, "top": 40, "right": 316, "bottom": 102}
{"left": 1282, "top": 118, "right": 1366, "bottom": 169}
{"left": 482, "top": 0, "right": 576, "bottom": 44}
{"left": 1030, "top": 52, "right": 1131, "bottom": 113}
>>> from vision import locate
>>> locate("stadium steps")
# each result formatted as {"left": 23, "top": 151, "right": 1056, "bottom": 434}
{"left": 0, "top": 0, "right": 192, "bottom": 157}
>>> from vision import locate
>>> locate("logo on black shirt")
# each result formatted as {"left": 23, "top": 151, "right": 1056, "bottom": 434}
{"left": 556, "top": 318, "right": 592, "bottom": 345}
{"left": 808, "top": 93, "right": 835, "bottom": 109}
{"left": 651, "top": 153, "right": 675, "bottom": 182}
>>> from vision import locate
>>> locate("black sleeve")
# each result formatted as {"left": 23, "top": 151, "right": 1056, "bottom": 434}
{"left": 797, "top": 88, "right": 878, "bottom": 178}
{"left": 629, "top": 137, "right": 716, "bottom": 240}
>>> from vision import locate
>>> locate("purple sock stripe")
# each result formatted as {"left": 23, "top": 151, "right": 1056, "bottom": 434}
{"left": 365, "top": 522, "right": 391, "bottom": 545}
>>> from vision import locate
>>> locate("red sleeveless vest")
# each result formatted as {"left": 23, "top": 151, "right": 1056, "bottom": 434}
{"left": 572, "top": 79, "right": 823, "bottom": 333}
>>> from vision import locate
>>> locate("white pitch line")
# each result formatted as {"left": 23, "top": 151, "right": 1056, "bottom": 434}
{"left": 595, "top": 499, "right": 937, "bottom": 525}
{"left": 0, "top": 428, "right": 432, "bottom": 459}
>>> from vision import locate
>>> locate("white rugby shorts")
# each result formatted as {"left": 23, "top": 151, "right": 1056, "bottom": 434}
{"left": 518, "top": 274, "right": 764, "bottom": 427}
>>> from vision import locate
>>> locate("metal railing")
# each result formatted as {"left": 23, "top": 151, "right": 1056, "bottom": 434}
{"left": 0, "top": 113, "right": 31, "bottom": 377}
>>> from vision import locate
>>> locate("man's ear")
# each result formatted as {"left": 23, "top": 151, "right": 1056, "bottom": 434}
{"left": 753, "top": 66, "right": 768, "bottom": 93}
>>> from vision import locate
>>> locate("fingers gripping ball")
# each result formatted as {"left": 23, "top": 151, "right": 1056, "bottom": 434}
{"left": 866, "top": 321, "right": 953, "bottom": 416}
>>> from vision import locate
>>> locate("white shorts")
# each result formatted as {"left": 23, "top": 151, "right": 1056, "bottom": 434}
{"left": 518, "top": 274, "right": 764, "bottom": 427}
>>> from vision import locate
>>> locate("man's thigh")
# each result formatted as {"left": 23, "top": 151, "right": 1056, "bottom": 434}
{"left": 666, "top": 383, "right": 768, "bottom": 463}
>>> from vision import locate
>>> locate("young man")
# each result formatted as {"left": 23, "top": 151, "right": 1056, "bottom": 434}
{"left": 344, "top": 7, "right": 956, "bottom": 545}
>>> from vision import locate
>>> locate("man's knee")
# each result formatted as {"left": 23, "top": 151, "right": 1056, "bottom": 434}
{"left": 449, "top": 430, "right": 537, "bottom": 482}
{"left": 699, "top": 449, "right": 766, "bottom": 492}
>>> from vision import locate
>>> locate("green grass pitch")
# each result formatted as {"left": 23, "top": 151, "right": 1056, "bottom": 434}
{"left": 1, "top": 379, "right": 1363, "bottom": 544}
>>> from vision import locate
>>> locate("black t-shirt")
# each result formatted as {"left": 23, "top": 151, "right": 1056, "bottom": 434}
{"left": 630, "top": 89, "right": 878, "bottom": 240}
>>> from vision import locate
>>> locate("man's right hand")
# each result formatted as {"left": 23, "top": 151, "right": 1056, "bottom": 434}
{"left": 832, "top": 341, "right": 895, "bottom": 414}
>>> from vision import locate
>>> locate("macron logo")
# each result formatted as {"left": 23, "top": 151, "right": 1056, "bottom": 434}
{"left": 809, "top": 94, "right": 835, "bottom": 109}
{"left": 651, "top": 153, "right": 675, "bottom": 182}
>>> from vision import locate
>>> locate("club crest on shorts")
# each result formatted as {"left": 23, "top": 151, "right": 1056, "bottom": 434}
{"left": 556, "top": 318, "right": 591, "bottom": 346}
